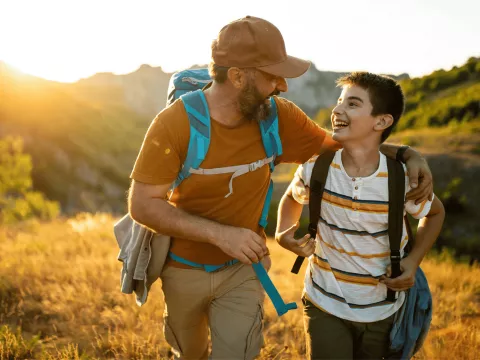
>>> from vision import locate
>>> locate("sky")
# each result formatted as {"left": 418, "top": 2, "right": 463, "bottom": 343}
{"left": 0, "top": 0, "right": 479, "bottom": 83}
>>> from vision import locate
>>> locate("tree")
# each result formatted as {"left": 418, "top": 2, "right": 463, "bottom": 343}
{"left": 0, "top": 136, "right": 60, "bottom": 224}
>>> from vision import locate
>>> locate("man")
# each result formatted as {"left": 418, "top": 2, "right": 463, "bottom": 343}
{"left": 128, "top": 16, "right": 433, "bottom": 360}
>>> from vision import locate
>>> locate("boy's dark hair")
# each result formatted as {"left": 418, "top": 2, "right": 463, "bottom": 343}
{"left": 336, "top": 72, "right": 405, "bottom": 143}
{"left": 209, "top": 40, "right": 230, "bottom": 83}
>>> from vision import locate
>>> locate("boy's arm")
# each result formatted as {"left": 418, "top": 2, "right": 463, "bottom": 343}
{"left": 381, "top": 196, "right": 445, "bottom": 291}
{"left": 275, "top": 185, "right": 316, "bottom": 257}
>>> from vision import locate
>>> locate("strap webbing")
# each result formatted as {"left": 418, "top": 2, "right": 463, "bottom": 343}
{"left": 251, "top": 262, "right": 298, "bottom": 316}
{"left": 404, "top": 214, "right": 414, "bottom": 254}
{"left": 291, "top": 150, "right": 336, "bottom": 274}
{"left": 189, "top": 156, "right": 275, "bottom": 198}
{"left": 169, "top": 252, "right": 297, "bottom": 316}
{"left": 168, "top": 252, "right": 238, "bottom": 272}
{"left": 386, "top": 157, "right": 406, "bottom": 302}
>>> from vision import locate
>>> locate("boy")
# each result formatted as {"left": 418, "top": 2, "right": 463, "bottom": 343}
{"left": 275, "top": 72, "right": 445, "bottom": 359}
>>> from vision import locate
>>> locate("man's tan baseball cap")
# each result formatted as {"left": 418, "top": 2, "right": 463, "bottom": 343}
{"left": 212, "top": 16, "right": 311, "bottom": 78}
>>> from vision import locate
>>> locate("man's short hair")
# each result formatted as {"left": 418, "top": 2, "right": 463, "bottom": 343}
{"left": 336, "top": 72, "right": 405, "bottom": 143}
{"left": 209, "top": 40, "right": 230, "bottom": 83}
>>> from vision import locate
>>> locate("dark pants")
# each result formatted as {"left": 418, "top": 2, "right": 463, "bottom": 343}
{"left": 303, "top": 298, "right": 395, "bottom": 360}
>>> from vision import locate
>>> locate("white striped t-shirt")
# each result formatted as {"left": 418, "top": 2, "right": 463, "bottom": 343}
{"left": 291, "top": 149, "right": 433, "bottom": 323}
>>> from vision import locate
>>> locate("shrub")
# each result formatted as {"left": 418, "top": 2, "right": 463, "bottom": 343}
{"left": 0, "top": 136, "right": 60, "bottom": 224}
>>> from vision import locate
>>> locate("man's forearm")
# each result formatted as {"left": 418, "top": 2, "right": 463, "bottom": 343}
{"left": 130, "top": 198, "right": 226, "bottom": 246}
{"left": 324, "top": 134, "right": 416, "bottom": 162}
{"left": 379, "top": 143, "right": 417, "bottom": 161}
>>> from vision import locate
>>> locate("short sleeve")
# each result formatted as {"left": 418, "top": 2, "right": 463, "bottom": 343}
{"left": 290, "top": 156, "right": 317, "bottom": 205}
{"left": 275, "top": 97, "right": 340, "bottom": 164}
{"left": 405, "top": 195, "right": 435, "bottom": 219}
{"left": 130, "top": 100, "right": 189, "bottom": 185}
{"left": 402, "top": 164, "right": 434, "bottom": 219}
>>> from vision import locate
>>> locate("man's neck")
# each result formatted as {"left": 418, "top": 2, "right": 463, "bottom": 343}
{"left": 340, "top": 141, "right": 381, "bottom": 178}
{"left": 203, "top": 82, "right": 246, "bottom": 128}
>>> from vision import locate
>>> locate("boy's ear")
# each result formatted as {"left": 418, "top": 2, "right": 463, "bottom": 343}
{"left": 374, "top": 115, "right": 394, "bottom": 131}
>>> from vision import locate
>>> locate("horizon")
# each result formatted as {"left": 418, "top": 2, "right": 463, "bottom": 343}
{"left": 1, "top": 0, "right": 479, "bottom": 83}
{"left": 1, "top": 54, "right": 477, "bottom": 85}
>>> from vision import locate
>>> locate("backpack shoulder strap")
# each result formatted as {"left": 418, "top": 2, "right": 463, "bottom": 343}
{"left": 258, "top": 98, "right": 282, "bottom": 228}
{"left": 386, "top": 156, "right": 406, "bottom": 302}
{"left": 259, "top": 98, "right": 282, "bottom": 172}
{"left": 291, "top": 150, "right": 336, "bottom": 274}
{"left": 172, "top": 90, "right": 211, "bottom": 189}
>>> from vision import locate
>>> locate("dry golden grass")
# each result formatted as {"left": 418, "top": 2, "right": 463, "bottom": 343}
{"left": 0, "top": 213, "right": 479, "bottom": 359}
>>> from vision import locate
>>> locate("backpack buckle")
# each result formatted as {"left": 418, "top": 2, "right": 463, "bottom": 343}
{"left": 249, "top": 159, "right": 263, "bottom": 172}
{"left": 390, "top": 250, "right": 401, "bottom": 262}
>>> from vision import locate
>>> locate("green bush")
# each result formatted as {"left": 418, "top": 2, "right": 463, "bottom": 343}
{"left": 314, "top": 57, "right": 480, "bottom": 133}
{"left": 0, "top": 136, "right": 60, "bottom": 224}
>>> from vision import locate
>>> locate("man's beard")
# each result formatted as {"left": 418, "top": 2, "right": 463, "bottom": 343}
{"left": 237, "top": 81, "right": 279, "bottom": 122}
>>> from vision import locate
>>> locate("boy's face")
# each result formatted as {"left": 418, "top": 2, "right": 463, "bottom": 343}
{"left": 331, "top": 85, "right": 378, "bottom": 144}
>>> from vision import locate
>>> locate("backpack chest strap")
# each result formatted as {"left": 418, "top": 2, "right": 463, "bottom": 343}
{"left": 189, "top": 155, "right": 275, "bottom": 198}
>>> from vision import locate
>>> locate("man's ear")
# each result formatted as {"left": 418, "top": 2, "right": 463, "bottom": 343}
{"left": 227, "top": 67, "right": 246, "bottom": 89}
{"left": 374, "top": 114, "right": 394, "bottom": 131}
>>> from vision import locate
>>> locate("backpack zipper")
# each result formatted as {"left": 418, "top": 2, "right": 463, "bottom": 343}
{"left": 182, "top": 77, "right": 211, "bottom": 85}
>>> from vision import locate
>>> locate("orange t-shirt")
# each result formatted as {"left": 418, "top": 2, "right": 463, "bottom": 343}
{"left": 130, "top": 96, "right": 339, "bottom": 267}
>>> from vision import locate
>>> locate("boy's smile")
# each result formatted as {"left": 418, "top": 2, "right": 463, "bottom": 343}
{"left": 331, "top": 85, "right": 377, "bottom": 143}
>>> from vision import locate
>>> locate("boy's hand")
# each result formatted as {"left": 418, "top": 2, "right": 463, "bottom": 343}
{"left": 275, "top": 222, "right": 315, "bottom": 257}
{"left": 380, "top": 257, "right": 418, "bottom": 291}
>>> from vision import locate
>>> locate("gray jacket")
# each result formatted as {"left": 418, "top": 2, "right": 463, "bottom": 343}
{"left": 113, "top": 214, "right": 170, "bottom": 306}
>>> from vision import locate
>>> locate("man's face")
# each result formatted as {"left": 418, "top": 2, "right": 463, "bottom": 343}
{"left": 331, "top": 85, "right": 377, "bottom": 143}
{"left": 237, "top": 70, "right": 287, "bottom": 122}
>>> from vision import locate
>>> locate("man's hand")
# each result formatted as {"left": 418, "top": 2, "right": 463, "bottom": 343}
{"left": 275, "top": 222, "right": 315, "bottom": 257}
{"left": 380, "top": 257, "right": 418, "bottom": 292}
{"left": 214, "top": 227, "right": 268, "bottom": 265}
{"left": 403, "top": 148, "right": 434, "bottom": 204}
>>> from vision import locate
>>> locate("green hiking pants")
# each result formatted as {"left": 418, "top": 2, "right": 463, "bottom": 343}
{"left": 303, "top": 297, "right": 396, "bottom": 360}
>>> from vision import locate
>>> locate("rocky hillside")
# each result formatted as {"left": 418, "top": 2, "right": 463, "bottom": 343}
{"left": 0, "top": 62, "right": 149, "bottom": 214}
{"left": 77, "top": 63, "right": 408, "bottom": 118}
{"left": 0, "top": 58, "right": 478, "bottom": 224}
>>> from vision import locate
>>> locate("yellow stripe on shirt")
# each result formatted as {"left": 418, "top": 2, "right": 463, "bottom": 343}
{"left": 313, "top": 257, "right": 380, "bottom": 286}
{"left": 319, "top": 234, "right": 391, "bottom": 259}
{"left": 322, "top": 192, "right": 388, "bottom": 214}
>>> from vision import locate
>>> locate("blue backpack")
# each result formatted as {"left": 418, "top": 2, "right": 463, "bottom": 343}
{"left": 165, "top": 68, "right": 297, "bottom": 316}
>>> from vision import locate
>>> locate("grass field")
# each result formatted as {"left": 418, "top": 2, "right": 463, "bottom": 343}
{"left": 1, "top": 214, "right": 479, "bottom": 359}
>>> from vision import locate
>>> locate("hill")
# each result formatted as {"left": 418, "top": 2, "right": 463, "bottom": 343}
{"left": 0, "top": 61, "right": 150, "bottom": 214}
{"left": 0, "top": 214, "right": 479, "bottom": 359}
{"left": 314, "top": 57, "right": 480, "bottom": 131}
{"left": 0, "top": 60, "right": 408, "bottom": 215}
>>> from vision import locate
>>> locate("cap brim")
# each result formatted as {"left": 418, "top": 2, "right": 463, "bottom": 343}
{"left": 256, "top": 55, "right": 310, "bottom": 78}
